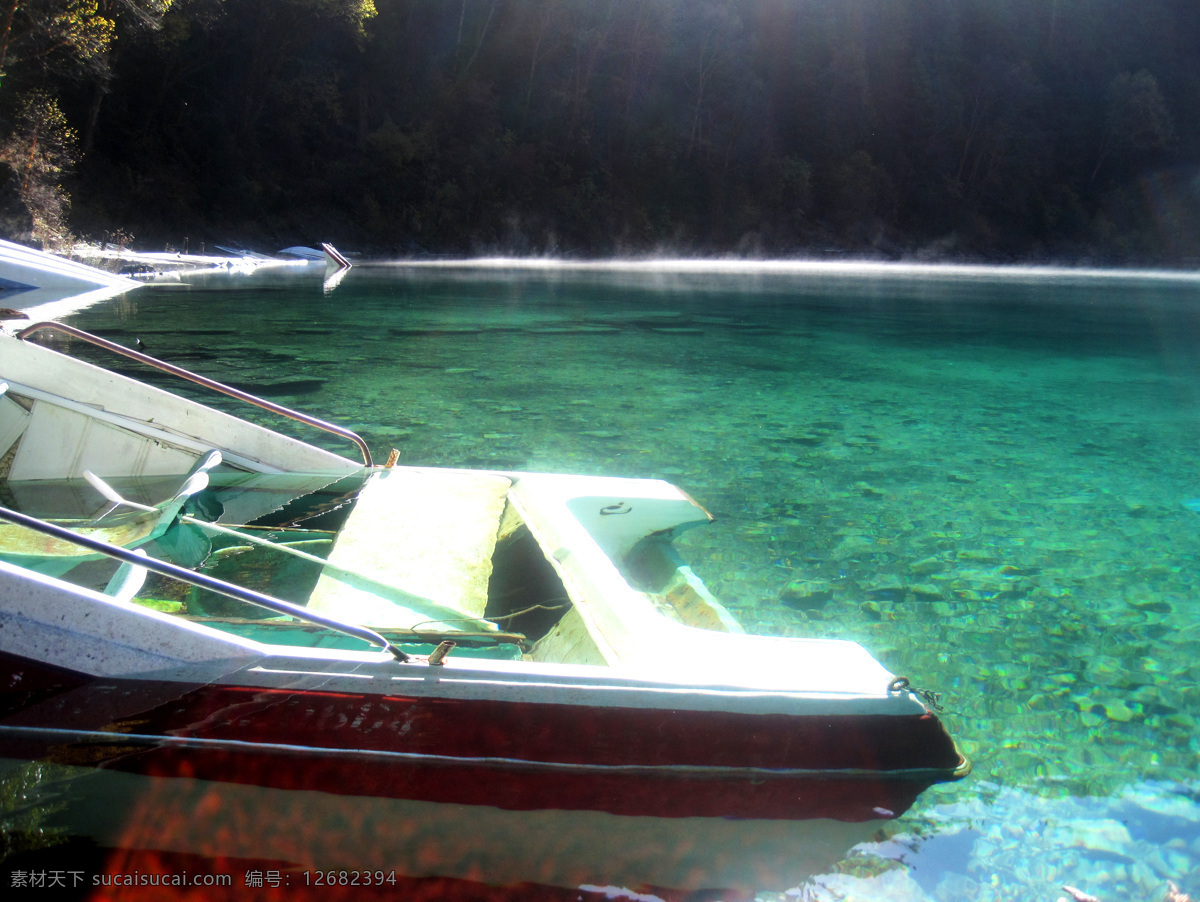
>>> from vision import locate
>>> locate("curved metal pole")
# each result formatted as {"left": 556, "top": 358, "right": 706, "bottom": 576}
{"left": 15, "top": 321, "right": 373, "bottom": 467}
{"left": 0, "top": 505, "right": 407, "bottom": 662}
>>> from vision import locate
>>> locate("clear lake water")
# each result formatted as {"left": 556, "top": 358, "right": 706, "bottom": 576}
{"left": 45, "top": 259, "right": 1200, "bottom": 901}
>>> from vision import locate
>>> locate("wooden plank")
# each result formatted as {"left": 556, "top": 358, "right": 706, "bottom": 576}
{"left": 307, "top": 468, "right": 511, "bottom": 629}
{"left": 528, "top": 606, "right": 609, "bottom": 666}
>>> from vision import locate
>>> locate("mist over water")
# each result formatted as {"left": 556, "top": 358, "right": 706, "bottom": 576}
{"left": 391, "top": 255, "right": 1200, "bottom": 282}
{"left": 56, "top": 260, "right": 1200, "bottom": 900}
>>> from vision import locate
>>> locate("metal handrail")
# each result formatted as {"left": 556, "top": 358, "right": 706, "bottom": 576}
{"left": 0, "top": 505, "right": 407, "bottom": 662}
{"left": 15, "top": 321, "right": 374, "bottom": 467}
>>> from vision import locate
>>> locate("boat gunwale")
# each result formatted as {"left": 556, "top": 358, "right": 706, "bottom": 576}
{"left": 12, "top": 321, "right": 374, "bottom": 466}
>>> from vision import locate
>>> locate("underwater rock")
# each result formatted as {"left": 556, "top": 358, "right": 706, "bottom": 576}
{"left": 388, "top": 326, "right": 484, "bottom": 336}
{"left": 955, "top": 548, "right": 1000, "bottom": 564}
{"left": 1085, "top": 655, "right": 1131, "bottom": 687}
{"left": 854, "top": 481, "right": 887, "bottom": 498}
{"left": 1101, "top": 699, "right": 1138, "bottom": 722}
{"left": 867, "top": 573, "right": 905, "bottom": 601}
{"left": 909, "top": 555, "right": 945, "bottom": 576}
{"left": 373, "top": 425, "right": 415, "bottom": 438}
{"left": 781, "top": 578, "right": 833, "bottom": 610}
{"left": 1128, "top": 599, "right": 1173, "bottom": 614}
{"left": 833, "top": 533, "right": 874, "bottom": 556}
{"left": 1046, "top": 818, "right": 1134, "bottom": 858}
{"left": 789, "top": 867, "right": 931, "bottom": 902}
{"left": 784, "top": 433, "right": 826, "bottom": 446}
{"left": 910, "top": 583, "right": 945, "bottom": 601}
{"left": 526, "top": 325, "right": 620, "bottom": 333}
{"left": 223, "top": 378, "right": 326, "bottom": 397}
{"left": 858, "top": 599, "right": 890, "bottom": 620}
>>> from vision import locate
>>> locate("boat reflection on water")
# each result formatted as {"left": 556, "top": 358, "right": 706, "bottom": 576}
{"left": 3, "top": 753, "right": 892, "bottom": 901}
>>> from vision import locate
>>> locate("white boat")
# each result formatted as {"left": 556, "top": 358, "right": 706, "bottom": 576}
{"left": 0, "top": 318, "right": 968, "bottom": 894}
{"left": 0, "top": 239, "right": 140, "bottom": 314}
{"left": 0, "top": 238, "right": 139, "bottom": 295}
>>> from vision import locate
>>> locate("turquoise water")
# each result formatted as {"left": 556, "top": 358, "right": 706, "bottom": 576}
{"left": 59, "top": 261, "right": 1200, "bottom": 900}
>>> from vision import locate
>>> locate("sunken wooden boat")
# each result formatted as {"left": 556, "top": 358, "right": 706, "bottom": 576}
{"left": 0, "top": 320, "right": 968, "bottom": 888}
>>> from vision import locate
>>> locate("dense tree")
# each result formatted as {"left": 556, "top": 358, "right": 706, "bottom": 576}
{"left": 0, "top": 0, "right": 118, "bottom": 77}
{"left": 1091, "top": 70, "right": 1177, "bottom": 185}
{"left": 0, "top": 0, "right": 172, "bottom": 243}
{"left": 0, "top": 89, "right": 76, "bottom": 238}
{"left": 3, "top": 0, "right": 1197, "bottom": 263}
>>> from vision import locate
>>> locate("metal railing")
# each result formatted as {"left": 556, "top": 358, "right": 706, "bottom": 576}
{"left": 0, "top": 505, "right": 407, "bottom": 661}
{"left": 16, "top": 321, "right": 373, "bottom": 467}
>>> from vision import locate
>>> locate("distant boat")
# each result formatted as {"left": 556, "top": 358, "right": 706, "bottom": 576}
{"left": 213, "top": 244, "right": 274, "bottom": 260}
{"left": 322, "top": 241, "right": 352, "bottom": 268}
{"left": 276, "top": 246, "right": 326, "bottom": 261}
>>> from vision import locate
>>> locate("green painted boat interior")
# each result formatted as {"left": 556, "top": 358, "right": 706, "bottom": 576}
{"left": 0, "top": 468, "right": 524, "bottom": 658}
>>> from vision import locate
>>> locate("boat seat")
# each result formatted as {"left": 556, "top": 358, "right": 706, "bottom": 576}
{"left": 306, "top": 467, "right": 512, "bottom": 629}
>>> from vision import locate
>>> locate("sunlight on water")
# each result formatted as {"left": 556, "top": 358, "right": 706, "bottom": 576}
{"left": 16, "top": 284, "right": 141, "bottom": 323}
{"left": 40, "top": 261, "right": 1200, "bottom": 901}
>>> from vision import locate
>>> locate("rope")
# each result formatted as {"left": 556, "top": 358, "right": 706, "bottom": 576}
{"left": 888, "top": 676, "right": 945, "bottom": 713}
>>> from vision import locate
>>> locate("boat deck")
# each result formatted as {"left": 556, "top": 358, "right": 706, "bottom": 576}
{"left": 307, "top": 467, "right": 512, "bottom": 628}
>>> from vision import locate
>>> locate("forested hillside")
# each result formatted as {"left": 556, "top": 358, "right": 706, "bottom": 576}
{"left": 3, "top": 0, "right": 1199, "bottom": 262}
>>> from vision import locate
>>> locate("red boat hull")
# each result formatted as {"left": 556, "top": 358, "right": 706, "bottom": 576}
{"left": 2, "top": 651, "right": 964, "bottom": 821}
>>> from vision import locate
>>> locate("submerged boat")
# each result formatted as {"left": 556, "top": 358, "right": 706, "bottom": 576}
{"left": 0, "top": 239, "right": 140, "bottom": 315}
{"left": 0, "top": 312, "right": 968, "bottom": 893}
